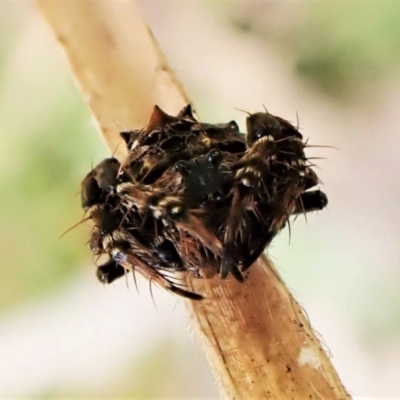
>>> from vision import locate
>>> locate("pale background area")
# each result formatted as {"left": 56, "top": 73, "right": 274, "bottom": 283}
{"left": 0, "top": 1, "right": 399, "bottom": 398}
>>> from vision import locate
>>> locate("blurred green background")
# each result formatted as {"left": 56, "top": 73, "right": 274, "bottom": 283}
{"left": 1, "top": 0, "right": 400, "bottom": 398}
{"left": 0, "top": 4, "right": 103, "bottom": 309}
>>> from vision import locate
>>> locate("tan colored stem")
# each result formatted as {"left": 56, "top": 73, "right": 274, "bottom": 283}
{"left": 188, "top": 255, "right": 350, "bottom": 399}
{"left": 37, "top": 1, "right": 351, "bottom": 398}
{"left": 37, "top": 0, "right": 189, "bottom": 160}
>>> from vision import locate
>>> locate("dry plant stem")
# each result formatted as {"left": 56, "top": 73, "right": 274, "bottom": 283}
{"left": 189, "top": 255, "right": 351, "bottom": 399}
{"left": 37, "top": 0, "right": 189, "bottom": 160}
{"left": 37, "top": 1, "right": 351, "bottom": 399}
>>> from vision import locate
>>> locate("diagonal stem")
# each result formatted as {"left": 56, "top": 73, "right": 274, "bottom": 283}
{"left": 37, "top": 1, "right": 351, "bottom": 398}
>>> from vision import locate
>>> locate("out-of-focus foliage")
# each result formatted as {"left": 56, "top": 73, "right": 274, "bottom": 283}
{"left": 0, "top": 2, "right": 107, "bottom": 310}
{"left": 126, "top": 338, "right": 206, "bottom": 398}
{"left": 225, "top": 2, "right": 400, "bottom": 99}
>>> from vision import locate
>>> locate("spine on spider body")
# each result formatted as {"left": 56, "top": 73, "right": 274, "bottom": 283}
{"left": 79, "top": 104, "right": 328, "bottom": 299}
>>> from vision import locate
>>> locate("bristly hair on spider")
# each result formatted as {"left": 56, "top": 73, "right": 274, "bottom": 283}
{"left": 77, "top": 104, "right": 328, "bottom": 300}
